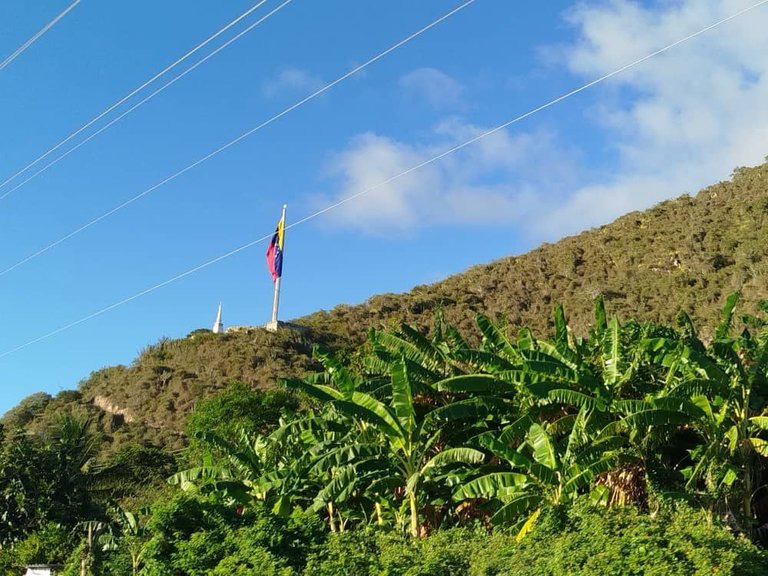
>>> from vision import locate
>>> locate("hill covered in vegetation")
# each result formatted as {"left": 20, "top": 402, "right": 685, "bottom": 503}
{"left": 3, "top": 161, "right": 768, "bottom": 456}
{"left": 304, "top": 161, "right": 768, "bottom": 341}
{"left": 3, "top": 162, "right": 768, "bottom": 574}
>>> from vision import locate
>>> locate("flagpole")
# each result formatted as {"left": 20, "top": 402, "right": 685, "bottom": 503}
{"left": 270, "top": 204, "right": 287, "bottom": 327}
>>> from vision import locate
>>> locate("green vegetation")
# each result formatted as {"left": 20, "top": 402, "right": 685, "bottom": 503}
{"left": 3, "top": 163, "right": 768, "bottom": 572}
{"left": 4, "top": 294, "right": 768, "bottom": 573}
{"left": 303, "top": 505, "right": 768, "bottom": 576}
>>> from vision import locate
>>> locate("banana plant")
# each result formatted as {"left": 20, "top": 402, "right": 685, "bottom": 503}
{"left": 659, "top": 293, "right": 768, "bottom": 528}
{"left": 169, "top": 428, "right": 270, "bottom": 503}
{"left": 108, "top": 508, "right": 148, "bottom": 576}
{"left": 449, "top": 302, "right": 669, "bottom": 417}
{"left": 364, "top": 315, "right": 470, "bottom": 397}
{"left": 455, "top": 407, "right": 624, "bottom": 537}
{"left": 284, "top": 354, "right": 489, "bottom": 537}
{"left": 169, "top": 410, "right": 346, "bottom": 516}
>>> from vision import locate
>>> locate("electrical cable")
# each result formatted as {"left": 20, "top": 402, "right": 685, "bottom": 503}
{"left": 0, "top": 0, "right": 476, "bottom": 277}
{"left": 2, "top": 0, "right": 766, "bottom": 359}
{"left": 0, "top": 0, "right": 292, "bottom": 203}
{"left": 0, "top": 0, "right": 274, "bottom": 196}
{"left": 0, "top": 0, "right": 81, "bottom": 71}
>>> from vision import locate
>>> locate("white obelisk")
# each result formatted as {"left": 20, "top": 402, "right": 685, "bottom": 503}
{"left": 212, "top": 303, "right": 223, "bottom": 333}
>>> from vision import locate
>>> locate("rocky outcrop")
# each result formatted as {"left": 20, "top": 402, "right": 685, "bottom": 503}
{"left": 93, "top": 395, "right": 135, "bottom": 423}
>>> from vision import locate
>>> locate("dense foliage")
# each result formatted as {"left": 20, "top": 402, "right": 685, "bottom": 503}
{"left": 4, "top": 293, "right": 768, "bottom": 573}
{"left": 302, "top": 504, "right": 768, "bottom": 576}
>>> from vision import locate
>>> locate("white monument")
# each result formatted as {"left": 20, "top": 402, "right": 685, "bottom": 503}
{"left": 212, "top": 303, "right": 223, "bottom": 334}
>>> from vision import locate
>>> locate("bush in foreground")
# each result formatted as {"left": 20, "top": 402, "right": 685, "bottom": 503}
{"left": 471, "top": 504, "right": 768, "bottom": 576}
{"left": 303, "top": 504, "right": 768, "bottom": 576}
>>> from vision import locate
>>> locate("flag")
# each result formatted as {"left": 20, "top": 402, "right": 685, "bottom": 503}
{"left": 266, "top": 214, "right": 285, "bottom": 282}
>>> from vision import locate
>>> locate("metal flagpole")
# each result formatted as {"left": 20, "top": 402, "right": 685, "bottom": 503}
{"left": 270, "top": 204, "right": 287, "bottom": 327}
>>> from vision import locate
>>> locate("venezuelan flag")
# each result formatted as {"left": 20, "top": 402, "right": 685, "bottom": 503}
{"left": 266, "top": 215, "right": 285, "bottom": 282}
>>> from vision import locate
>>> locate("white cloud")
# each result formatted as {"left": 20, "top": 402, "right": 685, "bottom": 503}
{"left": 398, "top": 68, "right": 466, "bottom": 111}
{"left": 311, "top": 120, "right": 577, "bottom": 234}
{"left": 313, "top": 1, "right": 768, "bottom": 240}
{"left": 262, "top": 67, "right": 323, "bottom": 98}
{"left": 541, "top": 0, "right": 768, "bottom": 236}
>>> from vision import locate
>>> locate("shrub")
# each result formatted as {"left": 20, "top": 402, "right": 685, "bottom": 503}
{"left": 302, "top": 531, "right": 380, "bottom": 576}
{"left": 303, "top": 528, "right": 484, "bottom": 576}
{"left": 186, "top": 381, "right": 299, "bottom": 448}
{"left": 140, "top": 493, "right": 324, "bottom": 575}
{"left": 380, "top": 528, "right": 482, "bottom": 576}
{"left": 469, "top": 503, "right": 768, "bottom": 576}
{"left": 13, "top": 522, "right": 75, "bottom": 566}
{"left": 211, "top": 541, "right": 294, "bottom": 575}
{"left": 0, "top": 547, "right": 21, "bottom": 576}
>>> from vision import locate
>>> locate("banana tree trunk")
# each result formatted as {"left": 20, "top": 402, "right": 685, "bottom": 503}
{"left": 81, "top": 522, "right": 93, "bottom": 576}
{"left": 375, "top": 502, "right": 384, "bottom": 526}
{"left": 327, "top": 503, "right": 337, "bottom": 533}
{"left": 743, "top": 451, "right": 754, "bottom": 536}
{"left": 409, "top": 491, "right": 419, "bottom": 538}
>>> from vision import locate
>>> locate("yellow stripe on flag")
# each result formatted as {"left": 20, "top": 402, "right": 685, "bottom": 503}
{"left": 277, "top": 216, "right": 285, "bottom": 250}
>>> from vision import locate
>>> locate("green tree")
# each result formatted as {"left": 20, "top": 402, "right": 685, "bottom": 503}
{"left": 0, "top": 413, "right": 101, "bottom": 546}
{"left": 186, "top": 381, "right": 299, "bottom": 448}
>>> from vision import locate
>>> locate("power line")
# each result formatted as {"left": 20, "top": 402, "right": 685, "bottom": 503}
{"left": 2, "top": 0, "right": 765, "bottom": 360}
{"left": 0, "top": 0, "right": 274, "bottom": 198}
{"left": 0, "top": 0, "right": 477, "bottom": 278}
{"left": 0, "top": 0, "right": 81, "bottom": 71}
{"left": 0, "top": 0, "right": 293, "bottom": 203}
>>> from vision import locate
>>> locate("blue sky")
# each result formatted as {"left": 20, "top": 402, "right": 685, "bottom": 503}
{"left": 1, "top": 0, "right": 767, "bottom": 416}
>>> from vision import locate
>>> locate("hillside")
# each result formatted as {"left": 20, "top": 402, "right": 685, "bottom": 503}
{"left": 303, "top": 162, "right": 768, "bottom": 342}
{"left": 1, "top": 326, "right": 346, "bottom": 453}
{"left": 4, "top": 161, "right": 768, "bottom": 454}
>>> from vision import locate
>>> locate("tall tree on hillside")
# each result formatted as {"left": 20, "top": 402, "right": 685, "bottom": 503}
{"left": 0, "top": 413, "right": 101, "bottom": 546}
